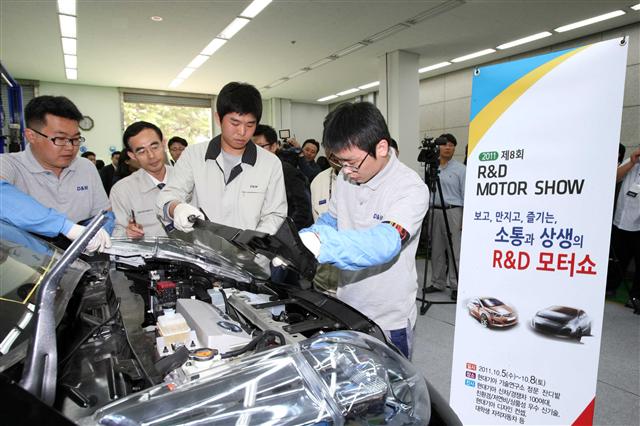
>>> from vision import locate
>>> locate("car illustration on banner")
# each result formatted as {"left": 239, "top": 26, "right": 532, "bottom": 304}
{"left": 530, "top": 305, "right": 592, "bottom": 341}
{"left": 466, "top": 297, "right": 518, "bottom": 328}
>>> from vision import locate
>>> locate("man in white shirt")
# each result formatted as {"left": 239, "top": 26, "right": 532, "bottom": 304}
{"left": 110, "top": 121, "right": 172, "bottom": 238}
{"left": 156, "top": 82, "right": 287, "bottom": 235}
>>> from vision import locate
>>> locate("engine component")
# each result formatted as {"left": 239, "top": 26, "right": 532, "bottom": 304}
{"left": 155, "top": 311, "right": 200, "bottom": 357}
{"left": 176, "top": 298, "right": 252, "bottom": 354}
{"left": 156, "top": 280, "right": 176, "bottom": 306}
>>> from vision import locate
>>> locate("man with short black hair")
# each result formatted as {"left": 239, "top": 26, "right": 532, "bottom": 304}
{"left": 299, "top": 139, "right": 321, "bottom": 181}
{"left": 168, "top": 136, "right": 188, "bottom": 165}
{"left": 157, "top": 82, "right": 286, "bottom": 234}
{"left": 0, "top": 95, "right": 112, "bottom": 252}
{"left": 111, "top": 121, "right": 173, "bottom": 238}
{"left": 424, "top": 133, "right": 466, "bottom": 300}
{"left": 253, "top": 124, "right": 313, "bottom": 231}
{"left": 81, "top": 151, "right": 97, "bottom": 164}
{"left": 100, "top": 151, "right": 121, "bottom": 195}
{"left": 298, "top": 102, "right": 428, "bottom": 358}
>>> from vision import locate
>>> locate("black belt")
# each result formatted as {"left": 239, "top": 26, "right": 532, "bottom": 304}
{"left": 433, "top": 205, "right": 461, "bottom": 209}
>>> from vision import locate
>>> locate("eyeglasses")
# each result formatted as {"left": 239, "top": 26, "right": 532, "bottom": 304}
{"left": 328, "top": 152, "right": 369, "bottom": 172}
{"left": 133, "top": 142, "right": 163, "bottom": 156}
{"left": 169, "top": 145, "right": 186, "bottom": 152}
{"left": 30, "top": 128, "right": 85, "bottom": 147}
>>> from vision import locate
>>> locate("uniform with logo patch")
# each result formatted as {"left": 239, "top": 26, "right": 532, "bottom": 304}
{"left": 110, "top": 167, "right": 175, "bottom": 238}
{"left": 0, "top": 145, "right": 109, "bottom": 223}
{"left": 327, "top": 153, "right": 429, "bottom": 332}
{"left": 156, "top": 135, "right": 286, "bottom": 234}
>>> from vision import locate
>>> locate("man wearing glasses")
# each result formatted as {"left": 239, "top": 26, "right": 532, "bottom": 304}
{"left": 0, "top": 96, "right": 112, "bottom": 252}
{"left": 110, "top": 121, "right": 173, "bottom": 238}
{"left": 298, "top": 102, "right": 429, "bottom": 358}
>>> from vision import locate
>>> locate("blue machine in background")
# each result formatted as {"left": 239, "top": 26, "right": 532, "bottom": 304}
{"left": 0, "top": 62, "right": 25, "bottom": 153}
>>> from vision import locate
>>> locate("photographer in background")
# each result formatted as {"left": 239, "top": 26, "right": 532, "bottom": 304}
{"left": 423, "top": 133, "right": 466, "bottom": 301}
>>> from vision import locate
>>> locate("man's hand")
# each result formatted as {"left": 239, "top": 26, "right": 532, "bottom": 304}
{"left": 173, "top": 203, "right": 204, "bottom": 232}
{"left": 631, "top": 147, "right": 640, "bottom": 164}
{"left": 126, "top": 220, "right": 145, "bottom": 239}
{"left": 65, "top": 224, "right": 112, "bottom": 253}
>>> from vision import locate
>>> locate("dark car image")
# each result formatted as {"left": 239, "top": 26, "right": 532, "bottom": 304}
{"left": 466, "top": 297, "right": 518, "bottom": 328}
{"left": 531, "top": 305, "right": 591, "bottom": 341}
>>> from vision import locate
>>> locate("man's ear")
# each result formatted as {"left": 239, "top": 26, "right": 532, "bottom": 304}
{"left": 127, "top": 150, "right": 136, "bottom": 161}
{"left": 377, "top": 139, "right": 390, "bottom": 157}
{"left": 24, "top": 128, "right": 37, "bottom": 145}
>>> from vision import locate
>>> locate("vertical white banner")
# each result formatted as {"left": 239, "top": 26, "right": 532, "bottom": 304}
{"left": 450, "top": 38, "right": 628, "bottom": 425}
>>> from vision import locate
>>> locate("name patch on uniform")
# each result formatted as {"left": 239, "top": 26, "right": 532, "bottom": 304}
{"left": 319, "top": 199, "right": 327, "bottom": 205}
{"left": 76, "top": 185, "right": 88, "bottom": 191}
{"left": 373, "top": 213, "right": 384, "bottom": 220}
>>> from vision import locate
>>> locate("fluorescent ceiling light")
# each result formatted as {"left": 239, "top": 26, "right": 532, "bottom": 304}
{"left": 497, "top": 31, "right": 552, "bottom": 50}
{"left": 318, "top": 95, "right": 338, "bottom": 102}
{"left": 308, "top": 57, "right": 335, "bottom": 69}
{"left": 65, "top": 68, "right": 77, "bottom": 80}
{"left": 177, "top": 68, "right": 196, "bottom": 79}
{"left": 57, "top": 0, "right": 76, "bottom": 16}
{"left": 64, "top": 54, "right": 77, "bottom": 69}
{"left": 58, "top": 14, "right": 76, "bottom": 38}
{"left": 334, "top": 43, "right": 367, "bottom": 57}
{"left": 188, "top": 54, "right": 209, "bottom": 69}
{"left": 240, "top": 0, "right": 272, "bottom": 18}
{"left": 169, "top": 78, "right": 184, "bottom": 88}
{"left": 554, "top": 10, "right": 626, "bottom": 33}
{"left": 201, "top": 38, "right": 227, "bottom": 55}
{"left": 336, "top": 88, "right": 360, "bottom": 97}
{"left": 61, "top": 37, "right": 76, "bottom": 55}
{"left": 451, "top": 49, "right": 495, "bottom": 63}
{"left": 632, "top": 4, "right": 640, "bottom": 11}
{"left": 268, "top": 78, "right": 289, "bottom": 88}
{"left": 287, "top": 69, "right": 307, "bottom": 79}
{"left": 363, "top": 24, "right": 409, "bottom": 43}
{"left": 219, "top": 17, "right": 250, "bottom": 39}
{"left": 419, "top": 61, "right": 451, "bottom": 73}
{"left": 358, "top": 81, "right": 380, "bottom": 90}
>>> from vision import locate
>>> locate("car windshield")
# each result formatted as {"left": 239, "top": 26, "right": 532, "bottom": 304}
{"left": 0, "top": 221, "right": 89, "bottom": 369}
{"left": 481, "top": 298, "right": 503, "bottom": 307}
{"left": 537, "top": 306, "right": 578, "bottom": 321}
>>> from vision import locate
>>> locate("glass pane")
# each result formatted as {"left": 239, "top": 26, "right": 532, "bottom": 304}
{"left": 122, "top": 102, "right": 212, "bottom": 145}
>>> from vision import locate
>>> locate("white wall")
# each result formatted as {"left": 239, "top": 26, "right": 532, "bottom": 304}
{"left": 290, "top": 101, "right": 328, "bottom": 152}
{"left": 38, "top": 81, "right": 122, "bottom": 161}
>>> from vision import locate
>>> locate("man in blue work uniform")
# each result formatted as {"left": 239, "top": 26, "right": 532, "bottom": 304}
{"left": 299, "top": 102, "right": 429, "bottom": 358}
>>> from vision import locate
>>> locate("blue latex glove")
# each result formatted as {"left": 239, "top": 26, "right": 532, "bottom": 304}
{"left": 102, "top": 210, "right": 116, "bottom": 235}
{"left": 304, "top": 223, "right": 401, "bottom": 271}
{"left": 0, "top": 180, "right": 74, "bottom": 237}
{"left": 315, "top": 212, "right": 338, "bottom": 230}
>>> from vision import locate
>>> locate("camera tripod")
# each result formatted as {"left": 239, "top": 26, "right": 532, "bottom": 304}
{"left": 416, "top": 161, "right": 460, "bottom": 315}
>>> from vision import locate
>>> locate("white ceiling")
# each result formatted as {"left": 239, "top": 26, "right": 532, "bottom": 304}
{"left": 1, "top": 0, "right": 639, "bottom": 103}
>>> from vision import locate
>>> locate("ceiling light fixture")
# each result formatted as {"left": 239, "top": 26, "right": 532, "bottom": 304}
{"left": 201, "top": 38, "right": 227, "bottom": 56}
{"left": 419, "top": 61, "right": 451, "bottom": 73}
{"left": 308, "top": 57, "right": 335, "bottom": 69}
{"left": 451, "top": 49, "right": 496, "bottom": 63}
{"left": 65, "top": 68, "right": 77, "bottom": 80}
{"left": 554, "top": 10, "right": 626, "bottom": 33}
{"left": 57, "top": 0, "right": 76, "bottom": 16}
{"left": 150, "top": 16, "right": 163, "bottom": 22}
{"left": 169, "top": 78, "right": 184, "bottom": 89}
{"left": 358, "top": 81, "right": 380, "bottom": 90}
{"left": 497, "top": 31, "right": 553, "bottom": 50}
{"left": 219, "top": 17, "right": 251, "bottom": 40}
{"left": 58, "top": 14, "right": 76, "bottom": 38}
{"left": 333, "top": 43, "right": 367, "bottom": 57}
{"left": 63, "top": 54, "right": 77, "bottom": 69}
{"left": 61, "top": 37, "right": 76, "bottom": 55}
{"left": 240, "top": 0, "right": 273, "bottom": 18}
{"left": 318, "top": 95, "right": 338, "bottom": 102}
{"left": 177, "top": 68, "right": 196, "bottom": 80}
{"left": 187, "top": 55, "right": 210, "bottom": 69}
{"left": 363, "top": 23, "right": 410, "bottom": 43}
{"left": 336, "top": 88, "right": 360, "bottom": 97}
{"left": 632, "top": 4, "right": 640, "bottom": 11}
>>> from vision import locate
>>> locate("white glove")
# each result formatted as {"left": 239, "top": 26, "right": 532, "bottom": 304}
{"left": 173, "top": 203, "right": 204, "bottom": 232}
{"left": 300, "top": 231, "right": 321, "bottom": 258}
{"left": 64, "top": 224, "right": 112, "bottom": 253}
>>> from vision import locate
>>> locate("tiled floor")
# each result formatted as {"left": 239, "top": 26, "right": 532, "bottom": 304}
{"left": 412, "top": 263, "right": 640, "bottom": 425}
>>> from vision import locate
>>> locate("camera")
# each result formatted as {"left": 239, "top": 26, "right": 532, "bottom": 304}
{"left": 278, "top": 141, "right": 301, "bottom": 167}
{"left": 417, "top": 136, "right": 447, "bottom": 191}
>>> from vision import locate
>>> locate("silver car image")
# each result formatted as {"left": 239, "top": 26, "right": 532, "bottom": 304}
{"left": 531, "top": 305, "right": 592, "bottom": 341}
